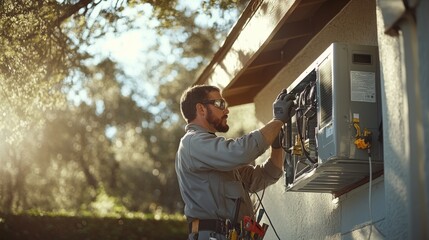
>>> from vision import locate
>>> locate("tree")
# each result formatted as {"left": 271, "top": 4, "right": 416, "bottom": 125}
{"left": 0, "top": 0, "right": 250, "bottom": 214}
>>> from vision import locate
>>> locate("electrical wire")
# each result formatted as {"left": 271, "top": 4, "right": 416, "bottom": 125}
{"left": 295, "top": 105, "right": 317, "bottom": 164}
{"left": 368, "top": 148, "right": 373, "bottom": 240}
{"left": 252, "top": 183, "right": 266, "bottom": 219}
{"left": 366, "top": 148, "right": 386, "bottom": 239}
{"left": 237, "top": 170, "right": 266, "bottom": 221}
{"left": 255, "top": 192, "right": 281, "bottom": 240}
{"left": 246, "top": 175, "right": 281, "bottom": 239}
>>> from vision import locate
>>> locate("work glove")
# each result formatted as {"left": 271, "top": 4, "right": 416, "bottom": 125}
{"left": 273, "top": 89, "right": 295, "bottom": 123}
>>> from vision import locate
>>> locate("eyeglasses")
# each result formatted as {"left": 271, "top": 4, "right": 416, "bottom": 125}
{"left": 201, "top": 99, "right": 228, "bottom": 110}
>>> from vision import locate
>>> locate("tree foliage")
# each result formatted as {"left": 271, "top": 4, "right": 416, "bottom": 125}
{"left": 0, "top": 0, "right": 250, "bottom": 215}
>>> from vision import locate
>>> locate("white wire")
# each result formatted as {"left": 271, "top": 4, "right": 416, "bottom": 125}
{"left": 368, "top": 149, "right": 373, "bottom": 240}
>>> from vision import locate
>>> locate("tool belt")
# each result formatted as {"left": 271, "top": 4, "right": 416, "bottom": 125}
{"left": 188, "top": 217, "right": 268, "bottom": 240}
{"left": 189, "top": 219, "right": 227, "bottom": 234}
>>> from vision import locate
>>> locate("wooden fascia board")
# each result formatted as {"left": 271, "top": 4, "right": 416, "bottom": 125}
{"left": 194, "top": 0, "right": 301, "bottom": 90}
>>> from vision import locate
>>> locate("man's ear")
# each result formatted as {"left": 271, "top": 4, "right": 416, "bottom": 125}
{"left": 196, "top": 103, "right": 206, "bottom": 117}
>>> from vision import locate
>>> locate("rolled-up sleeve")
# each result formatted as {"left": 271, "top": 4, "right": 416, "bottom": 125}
{"left": 237, "top": 159, "right": 283, "bottom": 193}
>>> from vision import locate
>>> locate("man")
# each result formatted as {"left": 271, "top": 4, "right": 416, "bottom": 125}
{"left": 175, "top": 85, "right": 294, "bottom": 240}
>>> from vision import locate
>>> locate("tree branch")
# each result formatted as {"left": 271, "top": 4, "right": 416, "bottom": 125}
{"left": 56, "top": 0, "right": 93, "bottom": 24}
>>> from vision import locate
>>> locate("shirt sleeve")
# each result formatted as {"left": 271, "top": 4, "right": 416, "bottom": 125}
{"left": 187, "top": 129, "right": 269, "bottom": 171}
{"left": 237, "top": 159, "right": 283, "bottom": 193}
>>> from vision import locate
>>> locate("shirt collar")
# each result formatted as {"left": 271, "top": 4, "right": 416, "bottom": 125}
{"left": 185, "top": 123, "right": 216, "bottom": 135}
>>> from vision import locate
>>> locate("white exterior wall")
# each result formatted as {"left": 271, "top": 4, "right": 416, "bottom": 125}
{"left": 195, "top": 0, "right": 429, "bottom": 237}
{"left": 255, "top": 0, "right": 379, "bottom": 122}
{"left": 375, "top": 5, "right": 409, "bottom": 239}
{"left": 253, "top": 0, "right": 393, "bottom": 239}
{"left": 252, "top": 0, "right": 429, "bottom": 238}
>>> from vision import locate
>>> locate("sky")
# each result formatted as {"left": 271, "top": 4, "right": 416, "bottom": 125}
{"left": 66, "top": 0, "right": 239, "bottom": 110}
{"left": 64, "top": 2, "right": 169, "bottom": 110}
{"left": 86, "top": 0, "right": 239, "bottom": 80}
{"left": 63, "top": 0, "right": 241, "bottom": 137}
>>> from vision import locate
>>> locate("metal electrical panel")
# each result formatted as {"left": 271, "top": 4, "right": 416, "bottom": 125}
{"left": 284, "top": 43, "right": 383, "bottom": 196}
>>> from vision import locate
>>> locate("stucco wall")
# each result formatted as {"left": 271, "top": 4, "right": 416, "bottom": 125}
{"left": 253, "top": 0, "right": 387, "bottom": 239}
{"left": 375, "top": 5, "right": 409, "bottom": 239}
{"left": 256, "top": 0, "right": 379, "bottom": 121}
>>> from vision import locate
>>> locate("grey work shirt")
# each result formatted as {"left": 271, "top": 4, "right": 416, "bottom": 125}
{"left": 175, "top": 123, "right": 283, "bottom": 222}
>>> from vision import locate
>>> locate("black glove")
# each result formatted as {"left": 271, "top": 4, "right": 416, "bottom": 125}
{"left": 273, "top": 89, "right": 295, "bottom": 123}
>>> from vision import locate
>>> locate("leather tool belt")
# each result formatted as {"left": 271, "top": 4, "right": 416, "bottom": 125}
{"left": 188, "top": 219, "right": 227, "bottom": 234}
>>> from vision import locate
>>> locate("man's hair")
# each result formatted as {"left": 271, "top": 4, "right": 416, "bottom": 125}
{"left": 180, "top": 85, "right": 220, "bottom": 123}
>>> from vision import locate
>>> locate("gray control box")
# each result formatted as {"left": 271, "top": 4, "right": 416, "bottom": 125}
{"left": 316, "top": 43, "right": 382, "bottom": 163}
{"left": 285, "top": 43, "right": 383, "bottom": 195}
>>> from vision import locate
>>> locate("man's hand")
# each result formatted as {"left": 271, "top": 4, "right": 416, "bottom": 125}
{"left": 273, "top": 89, "right": 295, "bottom": 123}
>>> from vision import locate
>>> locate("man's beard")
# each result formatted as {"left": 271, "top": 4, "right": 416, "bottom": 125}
{"left": 207, "top": 108, "right": 229, "bottom": 133}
